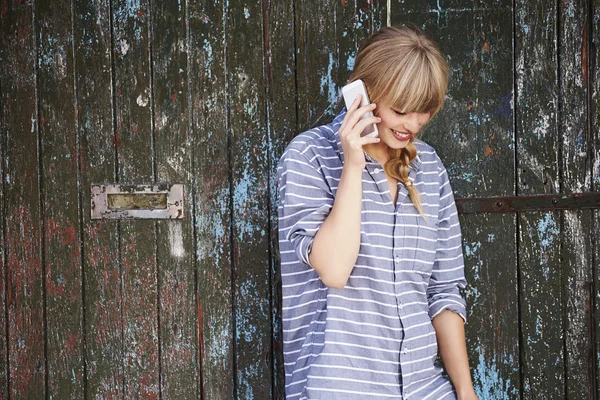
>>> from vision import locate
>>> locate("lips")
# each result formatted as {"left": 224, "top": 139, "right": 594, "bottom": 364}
{"left": 391, "top": 129, "right": 412, "bottom": 141}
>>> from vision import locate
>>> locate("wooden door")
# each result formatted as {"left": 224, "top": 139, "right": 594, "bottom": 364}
{"left": 1, "top": 0, "right": 599, "bottom": 399}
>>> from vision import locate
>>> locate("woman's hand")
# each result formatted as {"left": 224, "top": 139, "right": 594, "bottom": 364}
{"left": 457, "top": 388, "right": 479, "bottom": 400}
{"left": 338, "top": 95, "right": 381, "bottom": 171}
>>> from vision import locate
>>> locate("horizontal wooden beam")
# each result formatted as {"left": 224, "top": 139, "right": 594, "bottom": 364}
{"left": 456, "top": 192, "right": 600, "bottom": 214}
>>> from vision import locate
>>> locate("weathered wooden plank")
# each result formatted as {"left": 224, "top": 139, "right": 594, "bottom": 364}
{"left": 558, "top": 0, "right": 595, "bottom": 397}
{"left": 188, "top": 0, "right": 233, "bottom": 398}
{"left": 295, "top": 0, "right": 380, "bottom": 133}
{"left": 392, "top": 2, "right": 520, "bottom": 398}
{"left": 73, "top": 0, "right": 123, "bottom": 397}
{"left": 263, "top": 0, "right": 296, "bottom": 397}
{"left": 0, "top": 12, "right": 7, "bottom": 399}
{"left": 226, "top": 2, "right": 272, "bottom": 397}
{"left": 593, "top": 2, "right": 600, "bottom": 398}
{"left": 36, "top": 0, "right": 85, "bottom": 397}
{"left": 111, "top": 0, "right": 160, "bottom": 397}
{"left": 295, "top": 0, "right": 338, "bottom": 132}
{"left": 0, "top": 0, "right": 46, "bottom": 397}
{"left": 514, "top": 1, "right": 564, "bottom": 398}
{"left": 150, "top": 0, "right": 198, "bottom": 397}
{"left": 371, "top": 0, "right": 387, "bottom": 32}
{"left": 518, "top": 212, "right": 563, "bottom": 398}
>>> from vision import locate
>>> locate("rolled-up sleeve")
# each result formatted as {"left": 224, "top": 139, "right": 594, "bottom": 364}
{"left": 427, "top": 158, "right": 468, "bottom": 323}
{"left": 277, "top": 149, "right": 334, "bottom": 268}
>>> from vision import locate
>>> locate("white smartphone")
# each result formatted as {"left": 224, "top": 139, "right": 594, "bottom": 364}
{"left": 341, "top": 79, "right": 379, "bottom": 138}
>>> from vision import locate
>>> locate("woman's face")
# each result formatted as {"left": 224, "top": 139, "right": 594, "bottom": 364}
{"left": 374, "top": 104, "right": 431, "bottom": 150}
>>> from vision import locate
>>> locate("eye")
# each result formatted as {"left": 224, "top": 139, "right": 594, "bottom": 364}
{"left": 393, "top": 110, "right": 406, "bottom": 116}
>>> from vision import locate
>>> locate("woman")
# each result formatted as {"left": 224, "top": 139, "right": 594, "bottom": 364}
{"left": 277, "top": 26, "right": 478, "bottom": 400}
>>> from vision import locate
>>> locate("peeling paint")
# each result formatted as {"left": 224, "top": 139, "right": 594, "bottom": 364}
{"left": 168, "top": 221, "right": 185, "bottom": 259}
{"left": 137, "top": 94, "right": 149, "bottom": 107}
{"left": 473, "top": 348, "right": 517, "bottom": 400}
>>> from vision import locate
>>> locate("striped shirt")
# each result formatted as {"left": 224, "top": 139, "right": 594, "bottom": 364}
{"left": 277, "top": 109, "right": 468, "bottom": 400}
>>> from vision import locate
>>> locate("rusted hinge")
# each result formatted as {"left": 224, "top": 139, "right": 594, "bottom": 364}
{"left": 456, "top": 192, "right": 600, "bottom": 214}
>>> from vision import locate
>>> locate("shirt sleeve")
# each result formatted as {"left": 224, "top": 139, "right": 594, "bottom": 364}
{"left": 427, "top": 159, "right": 468, "bottom": 323}
{"left": 277, "top": 148, "right": 335, "bottom": 268}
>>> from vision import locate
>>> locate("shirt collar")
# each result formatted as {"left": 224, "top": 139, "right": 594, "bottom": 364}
{"left": 331, "top": 108, "right": 422, "bottom": 171}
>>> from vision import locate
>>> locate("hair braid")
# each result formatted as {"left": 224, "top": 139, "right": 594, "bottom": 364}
{"left": 383, "top": 141, "right": 426, "bottom": 218}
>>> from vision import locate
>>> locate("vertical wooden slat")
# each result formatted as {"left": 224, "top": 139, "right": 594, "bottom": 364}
{"left": 0, "top": 0, "right": 46, "bottom": 397}
{"left": 151, "top": 0, "right": 198, "bottom": 397}
{"left": 0, "top": 8, "right": 8, "bottom": 399}
{"left": 559, "top": 0, "right": 595, "bottom": 397}
{"left": 74, "top": 0, "right": 123, "bottom": 396}
{"left": 226, "top": 1, "right": 272, "bottom": 397}
{"left": 295, "top": 0, "right": 338, "bottom": 132}
{"left": 111, "top": 0, "right": 160, "bottom": 396}
{"left": 295, "top": 0, "right": 381, "bottom": 136}
{"left": 392, "top": 2, "right": 520, "bottom": 398}
{"left": 593, "top": 1, "right": 600, "bottom": 398}
{"left": 371, "top": 0, "right": 387, "bottom": 31}
{"left": 263, "top": 0, "right": 296, "bottom": 397}
{"left": 188, "top": 0, "right": 234, "bottom": 397}
{"left": 515, "top": 1, "right": 564, "bottom": 398}
{"left": 36, "top": 0, "right": 85, "bottom": 397}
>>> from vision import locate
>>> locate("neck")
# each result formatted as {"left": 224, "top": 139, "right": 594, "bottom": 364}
{"left": 363, "top": 142, "right": 390, "bottom": 165}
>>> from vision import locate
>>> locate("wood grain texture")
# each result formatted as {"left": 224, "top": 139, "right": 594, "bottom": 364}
{"left": 295, "top": 0, "right": 383, "bottom": 134}
{"left": 392, "top": 1, "right": 520, "bottom": 398}
{"left": 263, "top": 0, "right": 296, "bottom": 397}
{"left": 593, "top": 2, "right": 600, "bottom": 399}
{"left": 0, "top": 4, "right": 7, "bottom": 397}
{"left": 111, "top": 0, "right": 160, "bottom": 397}
{"left": 188, "top": 0, "right": 234, "bottom": 398}
{"left": 36, "top": 0, "right": 85, "bottom": 397}
{"left": 1, "top": 0, "right": 46, "bottom": 397}
{"left": 559, "top": 0, "right": 595, "bottom": 398}
{"left": 514, "top": 1, "right": 565, "bottom": 398}
{"left": 226, "top": 1, "right": 272, "bottom": 397}
{"left": 74, "top": 0, "right": 124, "bottom": 397}
{"left": 295, "top": 0, "right": 337, "bottom": 132}
{"left": 151, "top": 0, "right": 198, "bottom": 398}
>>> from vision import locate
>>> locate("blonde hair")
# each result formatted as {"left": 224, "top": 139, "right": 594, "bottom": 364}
{"left": 348, "top": 25, "right": 449, "bottom": 217}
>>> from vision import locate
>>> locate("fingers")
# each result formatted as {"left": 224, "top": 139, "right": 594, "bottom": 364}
{"left": 346, "top": 134, "right": 380, "bottom": 150}
{"left": 339, "top": 95, "right": 362, "bottom": 134}
{"left": 340, "top": 95, "right": 376, "bottom": 137}
{"left": 348, "top": 115, "right": 380, "bottom": 138}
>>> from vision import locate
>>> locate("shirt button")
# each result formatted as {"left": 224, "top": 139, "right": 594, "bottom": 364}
{"left": 403, "top": 347, "right": 409, "bottom": 354}
{"left": 395, "top": 256, "right": 400, "bottom": 264}
{"left": 373, "top": 168, "right": 380, "bottom": 174}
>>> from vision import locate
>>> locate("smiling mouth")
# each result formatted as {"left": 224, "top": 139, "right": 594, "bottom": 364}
{"left": 391, "top": 129, "right": 412, "bottom": 140}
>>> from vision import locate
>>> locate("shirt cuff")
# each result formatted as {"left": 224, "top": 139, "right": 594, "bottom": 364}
{"left": 295, "top": 235, "right": 316, "bottom": 268}
{"left": 429, "top": 298, "right": 467, "bottom": 324}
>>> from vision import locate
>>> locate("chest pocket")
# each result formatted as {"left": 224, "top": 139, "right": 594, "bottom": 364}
{"left": 415, "top": 213, "right": 438, "bottom": 272}
{"left": 399, "top": 197, "right": 438, "bottom": 275}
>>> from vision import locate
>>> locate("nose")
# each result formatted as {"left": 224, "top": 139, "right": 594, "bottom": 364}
{"left": 406, "top": 113, "right": 424, "bottom": 133}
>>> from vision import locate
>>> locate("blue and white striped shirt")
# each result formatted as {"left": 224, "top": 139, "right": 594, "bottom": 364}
{"left": 277, "top": 109, "right": 468, "bottom": 400}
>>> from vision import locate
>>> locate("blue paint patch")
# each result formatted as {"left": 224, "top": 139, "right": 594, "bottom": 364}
{"left": 494, "top": 93, "right": 512, "bottom": 122}
{"left": 319, "top": 52, "right": 338, "bottom": 107}
{"left": 464, "top": 241, "right": 481, "bottom": 258}
{"left": 473, "top": 347, "right": 518, "bottom": 399}
{"left": 346, "top": 54, "right": 356, "bottom": 72}
{"left": 537, "top": 213, "right": 558, "bottom": 249}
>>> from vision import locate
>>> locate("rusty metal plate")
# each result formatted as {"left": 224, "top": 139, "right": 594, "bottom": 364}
{"left": 456, "top": 192, "right": 600, "bottom": 214}
{"left": 91, "top": 184, "right": 184, "bottom": 219}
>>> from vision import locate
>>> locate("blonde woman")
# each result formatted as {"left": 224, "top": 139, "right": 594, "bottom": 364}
{"left": 277, "top": 26, "right": 478, "bottom": 400}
